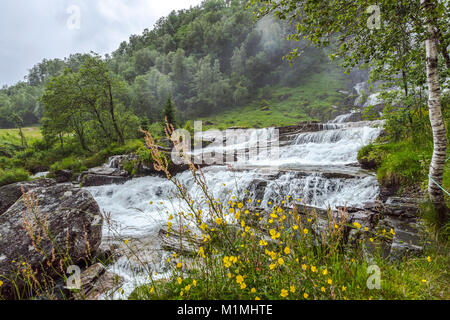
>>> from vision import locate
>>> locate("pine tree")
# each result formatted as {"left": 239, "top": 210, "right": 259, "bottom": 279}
{"left": 162, "top": 96, "right": 178, "bottom": 128}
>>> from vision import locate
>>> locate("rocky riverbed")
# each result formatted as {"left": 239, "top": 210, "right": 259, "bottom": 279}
{"left": 0, "top": 115, "right": 425, "bottom": 300}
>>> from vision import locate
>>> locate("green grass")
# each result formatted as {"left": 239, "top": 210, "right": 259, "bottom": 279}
{"left": 200, "top": 66, "right": 353, "bottom": 130}
{"left": 0, "top": 126, "right": 42, "bottom": 139}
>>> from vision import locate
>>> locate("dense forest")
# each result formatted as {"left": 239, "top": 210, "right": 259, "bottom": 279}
{"left": 1, "top": 0, "right": 357, "bottom": 182}
{"left": 0, "top": 0, "right": 336, "bottom": 131}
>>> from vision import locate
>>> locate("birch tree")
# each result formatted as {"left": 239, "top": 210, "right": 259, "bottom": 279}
{"left": 252, "top": 0, "right": 449, "bottom": 218}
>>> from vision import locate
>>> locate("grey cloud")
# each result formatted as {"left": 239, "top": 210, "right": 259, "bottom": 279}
{"left": 0, "top": 0, "right": 202, "bottom": 87}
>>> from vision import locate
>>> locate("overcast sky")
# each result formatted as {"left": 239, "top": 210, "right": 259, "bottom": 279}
{"left": 0, "top": 0, "right": 203, "bottom": 87}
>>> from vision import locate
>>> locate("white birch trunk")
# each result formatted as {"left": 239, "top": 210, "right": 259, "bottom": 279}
{"left": 424, "top": 0, "right": 448, "bottom": 219}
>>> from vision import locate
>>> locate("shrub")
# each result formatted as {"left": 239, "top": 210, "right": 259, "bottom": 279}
{"left": 0, "top": 167, "right": 30, "bottom": 187}
{"left": 376, "top": 143, "right": 427, "bottom": 187}
{"left": 50, "top": 156, "right": 87, "bottom": 175}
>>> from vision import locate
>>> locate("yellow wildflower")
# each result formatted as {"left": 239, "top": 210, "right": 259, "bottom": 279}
{"left": 251, "top": 288, "right": 256, "bottom": 293}
{"left": 255, "top": 297, "right": 261, "bottom": 300}
{"left": 280, "top": 289, "right": 289, "bottom": 298}
{"left": 303, "top": 228, "right": 309, "bottom": 235}
{"left": 150, "top": 287, "right": 154, "bottom": 294}
{"left": 322, "top": 269, "right": 328, "bottom": 276}
{"left": 303, "top": 293, "right": 309, "bottom": 299}
{"left": 236, "top": 275, "right": 244, "bottom": 284}
{"left": 223, "top": 256, "right": 231, "bottom": 268}
{"left": 290, "top": 286, "right": 296, "bottom": 293}
{"left": 427, "top": 256, "right": 431, "bottom": 263}
{"left": 215, "top": 218, "right": 223, "bottom": 225}
{"left": 178, "top": 277, "right": 182, "bottom": 285}
{"left": 278, "top": 258, "right": 284, "bottom": 265}
{"left": 353, "top": 222, "right": 361, "bottom": 229}
{"left": 321, "top": 287, "right": 326, "bottom": 292}
{"left": 284, "top": 247, "right": 291, "bottom": 255}
{"left": 177, "top": 262, "right": 182, "bottom": 269}
{"left": 327, "top": 279, "right": 333, "bottom": 285}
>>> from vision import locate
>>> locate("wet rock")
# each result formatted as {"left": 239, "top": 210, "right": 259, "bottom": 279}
{"left": 73, "top": 263, "right": 123, "bottom": 300}
{"left": 51, "top": 170, "right": 73, "bottom": 183}
{"left": 81, "top": 173, "right": 130, "bottom": 187}
{"left": 158, "top": 229, "right": 202, "bottom": 257}
{"left": 0, "top": 178, "right": 56, "bottom": 216}
{"left": 359, "top": 157, "right": 378, "bottom": 170}
{"left": 277, "top": 122, "right": 322, "bottom": 142}
{"left": 80, "top": 166, "right": 130, "bottom": 187}
{"left": 0, "top": 183, "right": 103, "bottom": 299}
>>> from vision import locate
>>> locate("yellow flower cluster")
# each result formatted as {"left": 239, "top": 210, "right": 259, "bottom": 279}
{"left": 223, "top": 255, "right": 238, "bottom": 268}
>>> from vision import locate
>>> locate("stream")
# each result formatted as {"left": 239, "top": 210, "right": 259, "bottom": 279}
{"left": 83, "top": 112, "right": 384, "bottom": 299}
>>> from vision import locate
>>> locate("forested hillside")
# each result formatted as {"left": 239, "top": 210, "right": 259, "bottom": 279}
{"left": 0, "top": 0, "right": 350, "bottom": 132}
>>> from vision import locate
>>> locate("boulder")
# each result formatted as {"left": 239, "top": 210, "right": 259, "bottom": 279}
{"left": 0, "top": 178, "right": 56, "bottom": 216}
{"left": 80, "top": 166, "right": 130, "bottom": 187}
{"left": 0, "top": 183, "right": 103, "bottom": 299}
{"left": 81, "top": 173, "right": 129, "bottom": 187}
{"left": 52, "top": 170, "right": 73, "bottom": 183}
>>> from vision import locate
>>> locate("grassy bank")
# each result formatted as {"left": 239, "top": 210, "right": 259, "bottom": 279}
{"left": 0, "top": 129, "right": 147, "bottom": 187}
{"left": 0, "top": 126, "right": 42, "bottom": 140}
{"left": 199, "top": 66, "right": 353, "bottom": 130}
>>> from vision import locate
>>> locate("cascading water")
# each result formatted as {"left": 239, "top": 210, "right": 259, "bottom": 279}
{"left": 86, "top": 112, "right": 384, "bottom": 299}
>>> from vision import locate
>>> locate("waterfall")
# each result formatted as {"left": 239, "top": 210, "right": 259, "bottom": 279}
{"left": 86, "top": 114, "right": 384, "bottom": 298}
{"left": 87, "top": 116, "right": 383, "bottom": 238}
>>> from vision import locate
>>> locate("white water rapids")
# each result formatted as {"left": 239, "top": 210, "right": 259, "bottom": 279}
{"left": 84, "top": 114, "right": 384, "bottom": 299}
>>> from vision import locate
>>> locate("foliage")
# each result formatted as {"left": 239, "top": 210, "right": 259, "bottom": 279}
{"left": 0, "top": 167, "right": 30, "bottom": 187}
{"left": 162, "top": 96, "right": 178, "bottom": 128}
{"left": 49, "top": 157, "right": 87, "bottom": 175}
